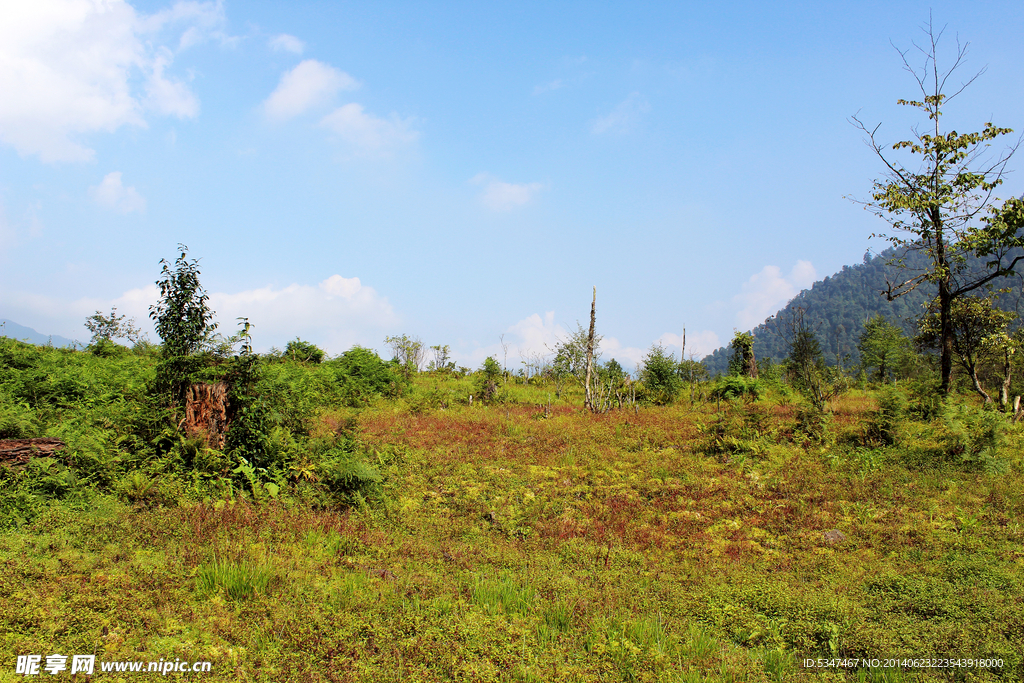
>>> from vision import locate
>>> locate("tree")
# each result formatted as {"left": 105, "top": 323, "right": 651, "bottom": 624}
{"left": 149, "top": 245, "right": 217, "bottom": 358}
{"left": 384, "top": 334, "right": 424, "bottom": 375}
{"left": 427, "top": 344, "right": 453, "bottom": 372}
{"left": 858, "top": 314, "right": 911, "bottom": 382}
{"left": 583, "top": 287, "right": 597, "bottom": 411}
{"left": 149, "top": 245, "right": 218, "bottom": 403}
{"left": 84, "top": 306, "right": 143, "bottom": 346}
{"left": 916, "top": 294, "right": 1016, "bottom": 405}
{"left": 332, "top": 347, "right": 408, "bottom": 405}
{"left": 285, "top": 338, "right": 325, "bottom": 364}
{"left": 551, "top": 320, "right": 602, "bottom": 404}
{"left": 730, "top": 331, "right": 757, "bottom": 378}
{"left": 784, "top": 310, "right": 847, "bottom": 411}
{"left": 478, "top": 356, "right": 502, "bottom": 403}
{"left": 850, "top": 19, "right": 1021, "bottom": 395}
{"left": 640, "top": 343, "right": 681, "bottom": 404}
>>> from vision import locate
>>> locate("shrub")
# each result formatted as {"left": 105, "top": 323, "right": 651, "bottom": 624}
{"left": 935, "top": 401, "right": 1008, "bottom": 473}
{"left": 318, "top": 451, "right": 383, "bottom": 507}
{"left": 284, "top": 338, "right": 325, "bottom": 364}
{"left": 477, "top": 356, "right": 502, "bottom": 403}
{"left": 867, "top": 386, "right": 908, "bottom": 446}
{"left": 331, "top": 347, "right": 407, "bottom": 406}
{"left": 710, "top": 376, "right": 762, "bottom": 401}
{"left": 640, "top": 343, "right": 681, "bottom": 404}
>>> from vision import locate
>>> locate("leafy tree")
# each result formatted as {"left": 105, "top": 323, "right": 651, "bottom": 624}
{"left": 149, "top": 245, "right": 218, "bottom": 402}
{"left": 285, "top": 338, "right": 325, "bottom": 364}
{"left": 785, "top": 311, "right": 847, "bottom": 411}
{"left": 427, "top": 344, "right": 453, "bottom": 372}
{"left": 858, "top": 315, "right": 911, "bottom": 382}
{"left": 84, "top": 306, "right": 143, "bottom": 346}
{"left": 730, "top": 331, "right": 757, "bottom": 378}
{"left": 916, "top": 294, "right": 1016, "bottom": 405}
{"left": 384, "top": 334, "right": 424, "bottom": 376}
{"left": 149, "top": 245, "right": 217, "bottom": 358}
{"left": 331, "top": 346, "right": 407, "bottom": 406}
{"left": 599, "top": 358, "right": 625, "bottom": 383}
{"left": 224, "top": 318, "right": 271, "bottom": 470}
{"left": 640, "top": 343, "right": 682, "bottom": 404}
{"left": 477, "top": 356, "right": 502, "bottom": 403}
{"left": 850, "top": 21, "right": 1021, "bottom": 394}
{"left": 551, "top": 322, "right": 602, "bottom": 394}
{"left": 679, "top": 357, "right": 709, "bottom": 402}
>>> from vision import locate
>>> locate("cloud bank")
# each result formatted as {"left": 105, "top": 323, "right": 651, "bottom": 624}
{"left": 733, "top": 260, "right": 817, "bottom": 329}
{"left": 0, "top": 0, "right": 225, "bottom": 162}
{"left": 2, "top": 274, "right": 397, "bottom": 355}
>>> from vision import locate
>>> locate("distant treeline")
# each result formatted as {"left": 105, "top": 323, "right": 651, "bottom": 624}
{"left": 702, "top": 247, "right": 1024, "bottom": 376}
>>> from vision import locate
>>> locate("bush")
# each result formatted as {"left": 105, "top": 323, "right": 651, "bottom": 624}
{"left": 935, "top": 401, "right": 1008, "bottom": 473}
{"left": 710, "top": 376, "right": 763, "bottom": 401}
{"left": 317, "top": 446, "right": 383, "bottom": 507}
{"left": 477, "top": 357, "right": 502, "bottom": 403}
{"left": 331, "top": 347, "right": 407, "bottom": 406}
{"left": 284, "top": 338, "right": 325, "bottom": 364}
{"left": 640, "top": 344, "right": 681, "bottom": 404}
{"left": 867, "top": 386, "right": 908, "bottom": 446}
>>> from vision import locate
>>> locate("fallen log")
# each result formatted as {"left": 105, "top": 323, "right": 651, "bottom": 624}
{"left": 0, "top": 437, "right": 66, "bottom": 466}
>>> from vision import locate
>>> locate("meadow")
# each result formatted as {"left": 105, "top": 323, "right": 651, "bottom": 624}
{"left": 1, "top": 338, "right": 1023, "bottom": 682}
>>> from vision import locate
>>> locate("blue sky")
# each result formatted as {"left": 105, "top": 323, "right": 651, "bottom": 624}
{"left": 1, "top": 0, "right": 1022, "bottom": 369}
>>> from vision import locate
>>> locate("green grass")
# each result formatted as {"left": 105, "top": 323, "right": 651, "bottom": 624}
{"left": 3, "top": 350, "right": 1024, "bottom": 680}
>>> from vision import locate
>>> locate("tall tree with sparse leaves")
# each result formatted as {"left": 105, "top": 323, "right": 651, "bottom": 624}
{"left": 850, "top": 19, "right": 1021, "bottom": 395}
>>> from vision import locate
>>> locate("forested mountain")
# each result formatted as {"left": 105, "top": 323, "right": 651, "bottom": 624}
{"left": 702, "top": 248, "right": 1024, "bottom": 376}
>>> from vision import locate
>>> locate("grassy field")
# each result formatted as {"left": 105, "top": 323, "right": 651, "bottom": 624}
{"left": 2, "top": 367, "right": 1024, "bottom": 681}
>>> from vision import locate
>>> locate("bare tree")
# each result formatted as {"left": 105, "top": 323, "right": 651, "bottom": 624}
{"left": 584, "top": 288, "right": 597, "bottom": 411}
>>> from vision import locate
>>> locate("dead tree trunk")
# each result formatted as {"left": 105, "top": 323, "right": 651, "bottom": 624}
{"left": 584, "top": 287, "right": 596, "bottom": 411}
{"left": 0, "top": 438, "right": 65, "bottom": 466}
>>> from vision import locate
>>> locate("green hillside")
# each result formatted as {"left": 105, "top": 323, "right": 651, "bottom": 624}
{"left": 702, "top": 248, "right": 1024, "bottom": 376}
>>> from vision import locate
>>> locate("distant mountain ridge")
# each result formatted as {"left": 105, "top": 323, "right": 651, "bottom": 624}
{"left": 702, "top": 248, "right": 1024, "bottom": 376}
{"left": 0, "top": 320, "right": 78, "bottom": 349}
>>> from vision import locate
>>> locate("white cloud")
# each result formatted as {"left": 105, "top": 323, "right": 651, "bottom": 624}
{"left": 268, "top": 33, "right": 304, "bottom": 54}
{"left": 532, "top": 79, "right": 563, "bottom": 95}
{"left": 0, "top": 0, "right": 219, "bottom": 162}
{"left": 1, "top": 273, "right": 396, "bottom": 354}
{"left": 145, "top": 48, "right": 199, "bottom": 118}
{"left": 0, "top": 286, "right": 157, "bottom": 345}
{"left": 591, "top": 92, "right": 649, "bottom": 134}
{"left": 600, "top": 337, "right": 647, "bottom": 368}
{"left": 209, "top": 275, "right": 397, "bottom": 353}
{"left": 139, "top": 0, "right": 233, "bottom": 49}
{"left": 89, "top": 172, "right": 146, "bottom": 214}
{"left": 319, "top": 103, "right": 418, "bottom": 153}
{"left": 507, "top": 312, "right": 564, "bottom": 358}
{"left": 733, "top": 260, "right": 817, "bottom": 330}
{"left": 263, "top": 59, "right": 359, "bottom": 121}
{"left": 469, "top": 173, "right": 545, "bottom": 211}
{"left": 456, "top": 311, "right": 564, "bottom": 370}
{"left": 453, "top": 312, "right": 650, "bottom": 373}
{"left": 655, "top": 330, "right": 721, "bottom": 360}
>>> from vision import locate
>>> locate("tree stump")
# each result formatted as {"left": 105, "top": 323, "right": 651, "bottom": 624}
{"left": 182, "top": 382, "right": 230, "bottom": 448}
